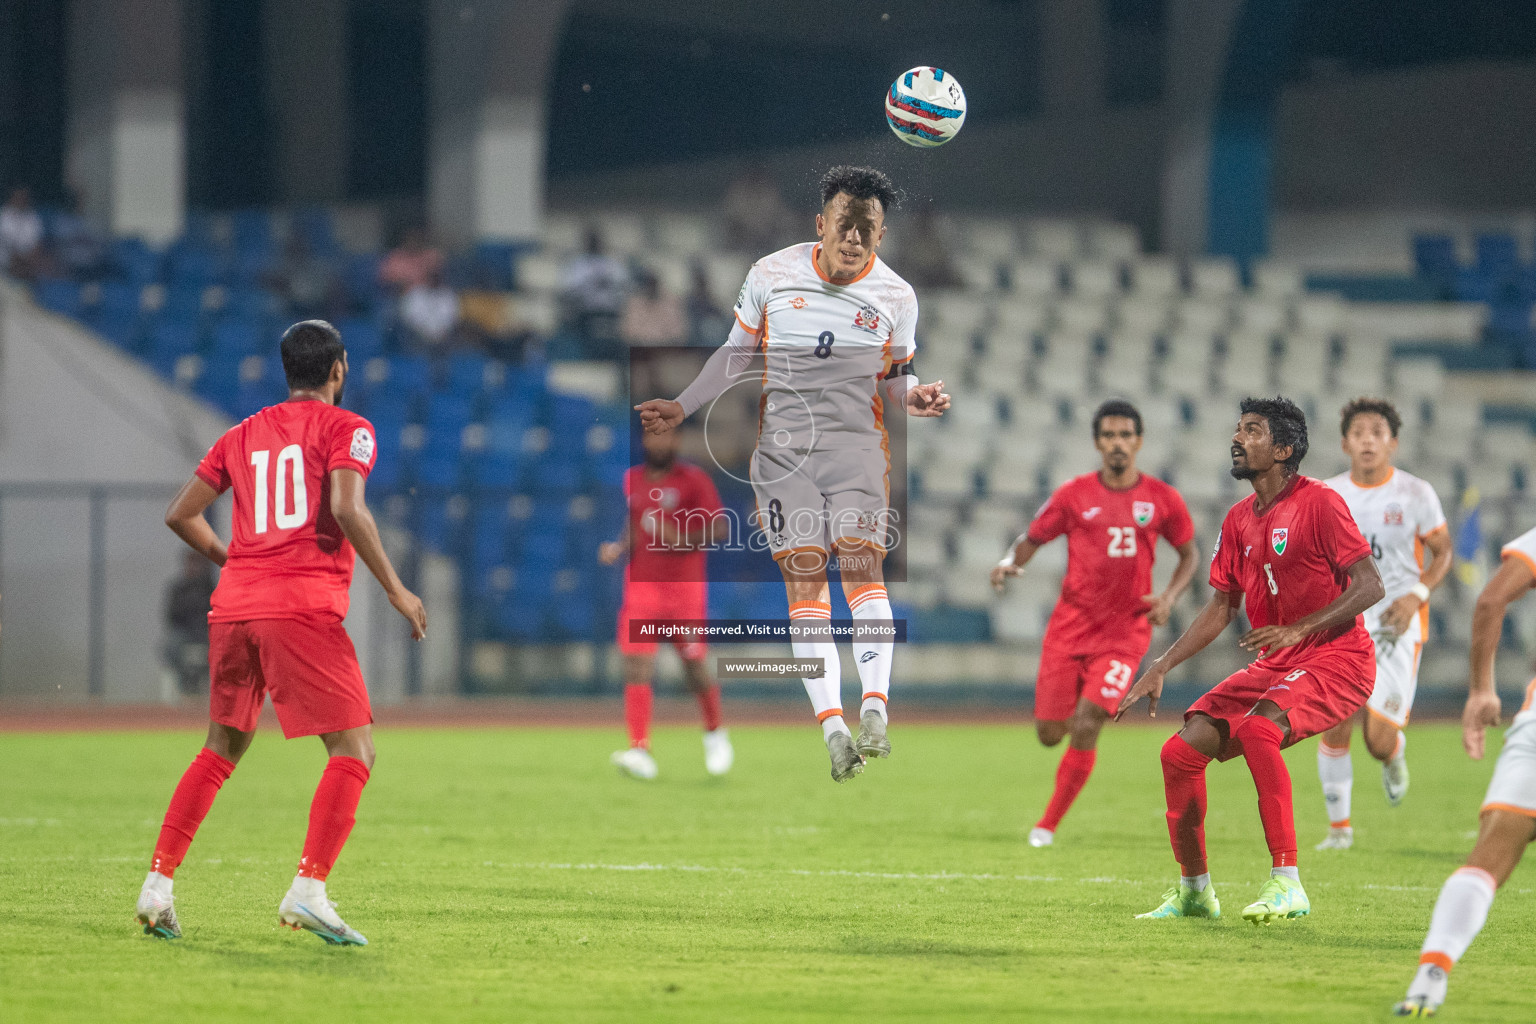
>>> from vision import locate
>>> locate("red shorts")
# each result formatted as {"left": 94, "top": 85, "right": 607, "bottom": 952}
{"left": 1034, "top": 644, "right": 1146, "bottom": 721}
{"left": 617, "top": 580, "right": 709, "bottom": 660}
{"left": 209, "top": 618, "right": 373, "bottom": 739}
{"left": 1187, "top": 644, "right": 1375, "bottom": 761}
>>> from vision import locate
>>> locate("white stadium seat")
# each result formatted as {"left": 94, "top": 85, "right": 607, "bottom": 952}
{"left": 1252, "top": 260, "right": 1304, "bottom": 298}
{"left": 1115, "top": 298, "right": 1172, "bottom": 335}
{"left": 1189, "top": 258, "right": 1241, "bottom": 298}
{"left": 1128, "top": 257, "right": 1181, "bottom": 299}
{"left": 594, "top": 213, "right": 648, "bottom": 255}
{"left": 517, "top": 253, "right": 564, "bottom": 294}
{"left": 1007, "top": 258, "right": 1063, "bottom": 298}
{"left": 1053, "top": 298, "right": 1109, "bottom": 335}
{"left": 1234, "top": 297, "right": 1290, "bottom": 335}
{"left": 1083, "top": 221, "right": 1141, "bottom": 260}
{"left": 1022, "top": 219, "right": 1083, "bottom": 260}
{"left": 1067, "top": 260, "right": 1122, "bottom": 299}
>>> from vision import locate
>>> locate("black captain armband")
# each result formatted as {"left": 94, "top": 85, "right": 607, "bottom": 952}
{"left": 883, "top": 360, "right": 916, "bottom": 380}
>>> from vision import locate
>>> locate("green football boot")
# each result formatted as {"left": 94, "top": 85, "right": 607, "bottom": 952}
{"left": 1135, "top": 883, "right": 1221, "bottom": 920}
{"left": 1240, "top": 874, "right": 1310, "bottom": 925}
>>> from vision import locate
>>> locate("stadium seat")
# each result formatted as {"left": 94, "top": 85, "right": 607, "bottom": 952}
{"left": 336, "top": 317, "right": 385, "bottom": 361}
{"left": 1413, "top": 234, "right": 1459, "bottom": 281}
{"left": 1475, "top": 233, "right": 1521, "bottom": 282}
{"left": 210, "top": 317, "right": 265, "bottom": 361}
{"left": 1005, "top": 258, "right": 1062, "bottom": 298}
{"left": 34, "top": 278, "right": 84, "bottom": 317}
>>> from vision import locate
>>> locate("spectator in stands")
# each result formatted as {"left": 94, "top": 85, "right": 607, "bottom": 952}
{"left": 378, "top": 226, "right": 444, "bottom": 294}
{"left": 620, "top": 269, "right": 687, "bottom": 346}
{"left": 685, "top": 261, "right": 728, "bottom": 344}
{"left": 400, "top": 267, "right": 461, "bottom": 351}
{"left": 268, "top": 233, "right": 340, "bottom": 320}
{"left": 48, "top": 188, "right": 112, "bottom": 281}
{"left": 558, "top": 228, "right": 629, "bottom": 349}
{"left": 459, "top": 265, "right": 522, "bottom": 359}
{"left": 0, "top": 187, "right": 45, "bottom": 281}
{"left": 722, "top": 166, "right": 789, "bottom": 253}
{"left": 899, "top": 207, "right": 962, "bottom": 290}
{"left": 162, "top": 551, "right": 215, "bottom": 697}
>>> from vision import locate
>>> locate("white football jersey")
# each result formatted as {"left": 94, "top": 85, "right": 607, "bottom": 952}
{"left": 1325, "top": 467, "right": 1447, "bottom": 630}
{"left": 1502, "top": 526, "right": 1536, "bottom": 730}
{"left": 734, "top": 242, "right": 918, "bottom": 451}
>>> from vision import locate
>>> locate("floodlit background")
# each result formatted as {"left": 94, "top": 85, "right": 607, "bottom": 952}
{"left": 1, "top": 0, "right": 1534, "bottom": 707}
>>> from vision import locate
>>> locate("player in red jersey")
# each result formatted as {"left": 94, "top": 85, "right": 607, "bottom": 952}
{"left": 599, "top": 427, "right": 732, "bottom": 779}
{"left": 134, "top": 321, "right": 427, "bottom": 946}
{"left": 991, "top": 400, "right": 1199, "bottom": 847}
{"left": 1118, "top": 396, "right": 1384, "bottom": 925}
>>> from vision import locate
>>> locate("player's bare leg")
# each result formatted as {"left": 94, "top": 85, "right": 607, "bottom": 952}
{"left": 611, "top": 653, "right": 660, "bottom": 780}
{"left": 782, "top": 551, "right": 862, "bottom": 782}
{"left": 1317, "top": 714, "right": 1356, "bottom": 849}
{"left": 1397, "top": 810, "right": 1536, "bottom": 1016}
{"left": 838, "top": 540, "right": 894, "bottom": 760}
{"left": 1031, "top": 698, "right": 1109, "bottom": 847}
{"left": 681, "top": 655, "right": 732, "bottom": 776}
{"left": 138, "top": 721, "right": 256, "bottom": 939}
{"left": 278, "top": 724, "right": 374, "bottom": 946}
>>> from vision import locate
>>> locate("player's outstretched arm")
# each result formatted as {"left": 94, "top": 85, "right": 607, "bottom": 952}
{"left": 164, "top": 476, "right": 229, "bottom": 566}
{"left": 990, "top": 534, "right": 1040, "bottom": 593}
{"left": 636, "top": 321, "right": 761, "bottom": 435}
{"left": 330, "top": 468, "right": 427, "bottom": 640}
{"left": 1116, "top": 589, "right": 1239, "bottom": 720}
{"left": 1239, "top": 555, "right": 1384, "bottom": 655}
{"left": 1464, "top": 555, "right": 1536, "bottom": 757}
{"left": 1143, "top": 538, "right": 1201, "bottom": 626}
{"left": 598, "top": 520, "right": 632, "bottom": 566}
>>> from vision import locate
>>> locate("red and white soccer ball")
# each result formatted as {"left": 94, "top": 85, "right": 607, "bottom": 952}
{"left": 885, "top": 66, "right": 967, "bottom": 148}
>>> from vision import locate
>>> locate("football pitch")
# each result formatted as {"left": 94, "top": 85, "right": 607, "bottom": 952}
{"left": 3, "top": 721, "right": 1532, "bottom": 1022}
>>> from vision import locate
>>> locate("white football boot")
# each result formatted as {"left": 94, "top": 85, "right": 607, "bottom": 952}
{"left": 1028, "top": 827, "right": 1054, "bottom": 848}
{"left": 278, "top": 879, "right": 368, "bottom": 946}
{"left": 1394, "top": 962, "right": 1448, "bottom": 1017}
{"left": 136, "top": 875, "right": 181, "bottom": 939}
{"left": 1383, "top": 755, "right": 1410, "bottom": 807}
{"left": 611, "top": 746, "right": 659, "bottom": 780}
{"left": 1316, "top": 825, "right": 1354, "bottom": 851}
{"left": 703, "top": 729, "right": 733, "bottom": 776}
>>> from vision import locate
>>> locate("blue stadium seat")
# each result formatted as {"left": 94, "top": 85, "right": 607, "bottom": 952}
{"left": 443, "top": 353, "right": 489, "bottom": 395}
{"left": 231, "top": 208, "right": 274, "bottom": 254}
{"left": 112, "top": 238, "right": 162, "bottom": 286}
{"left": 146, "top": 318, "right": 202, "bottom": 375}
{"left": 415, "top": 496, "right": 462, "bottom": 554}
{"left": 336, "top": 317, "right": 385, "bottom": 361}
{"left": 344, "top": 253, "right": 384, "bottom": 314}
{"left": 1413, "top": 234, "right": 1458, "bottom": 281}
{"left": 473, "top": 241, "right": 517, "bottom": 291}
{"left": 166, "top": 244, "right": 224, "bottom": 290}
{"left": 293, "top": 208, "right": 338, "bottom": 257}
{"left": 470, "top": 503, "right": 515, "bottom": 570}
{"left": 547, "top": 393, "right": 597, "bottom": 437}
{"left": 34, "top": 279, "right": 83, "bottom": 318}
{"left": 1476, "top": 234, "right": 1521, "bottom": 282}
{"left": 226, "top": 286, "right": 282, "bottom": 323}
{"left": 210, "top": 317, "right": 266, "bottom": 360}
{"left": 194, "top": 360, "right": 242, "bottom": 413}
{"left": 161, "top": 285, "right": 206, "bottom": 321}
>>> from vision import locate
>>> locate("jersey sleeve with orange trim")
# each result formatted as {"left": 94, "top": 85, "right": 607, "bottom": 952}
{"left": 889, "top": 283, "right": 918, "bottom": 364}
{"left": 1413, "top": 477, "right": 1448, "bottom": 538}
{"left": 733, "top": 260, "right": 768, "bottom": 333}
{"left": 1502, "top": 526, "right": 1536, "bottom": 577}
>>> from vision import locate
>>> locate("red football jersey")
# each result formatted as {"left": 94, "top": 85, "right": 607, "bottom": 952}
{"left": 1027, "top": 471, "right": 1196, "bottom": 656}
{"left": 1209, "top": 474, "right": 1374, "bottom": 668}
{"left": 623, "top": 460, "right": 724, "bottom": 584}
{"left": 196, "top": 400, "right": 377, "bottom": 623}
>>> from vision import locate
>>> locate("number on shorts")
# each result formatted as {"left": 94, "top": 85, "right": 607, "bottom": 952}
{"left": 767, "top": 498, "right": 785, "bottom": 534}
{"left": 249, "top": 445, "right": 308, "bottom": 534}
{"left": 1107, "top": 526, "right": 1137, "bottom": 558}
{"left": 814, "top": 331, "right": 835, "bottom": 359}
{"left": 1263, "top": 562, "right": 1279, "bottom": 595}
{"left": 1103, "top": 660, "right": 1133, "bottom": 689}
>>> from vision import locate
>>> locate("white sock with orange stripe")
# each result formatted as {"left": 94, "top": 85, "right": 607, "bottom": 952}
{"left": 789, "top": 600, "right": 846, "bottom": 737}
{"left": 1417, "top": 866, "right": 1497, "bottom": 978}
{"left": 1317, "top": 741, "right": 1353, "bottom": 828}
{"left": 848, "top": 583, "right": 893, "bottom": 721}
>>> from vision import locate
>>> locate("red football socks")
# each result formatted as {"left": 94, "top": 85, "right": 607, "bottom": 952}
{"left": 296, "top": 756, "right": 370, "bottom": 881}
{"left": 625, "top": 683, "right": 654, "bottom": 748}
{"left": 1234, "top": 715, "right": 1298, "bottom": 868}
{"left": 151, "top": 748, "right": 236, "bottom": 877}
{"left": 696, "top": 683, "right": 723, "bottom": 732}
{"left": 1161, "top": 734, "right": 1211, "bottom": 877}
{"left": 1036, "top": 746, "right": 1097, "bottom": 832}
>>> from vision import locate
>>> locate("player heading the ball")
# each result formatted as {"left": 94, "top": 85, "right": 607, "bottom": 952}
{"left": 992, "top": 400, "right": 1199, "bottom": 847}
{"left": 634, "top": 165, "right": 950, "bottom": 783}
{"left": 1117, "top": 396, "right": 1384, "bottom": 925}
{"left": 136, "top": 320, "right": 427, "bottom": 947}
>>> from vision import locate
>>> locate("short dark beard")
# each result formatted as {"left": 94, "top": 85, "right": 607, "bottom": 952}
{"left": 1229, "top": 464, "right": 1258, "bottom": 480}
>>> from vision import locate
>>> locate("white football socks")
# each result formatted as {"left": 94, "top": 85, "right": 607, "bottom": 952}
{"left": 1181, "top": 873, "right": 1210, "bottom": 892}
{"left": 849, "top": 583, "right": 893, "bottom": 720}
{"left": 1271, "top": 865, "right": 1301, "bottom": 882}
{"left": 291, "top": 874, "right": 327, "bottom": 901}
{"left": 142, "top": 871, "right": 173, "bottom": 897}
{"left": 1420, "top": 866, "right": 1497, "bottom": 970}
{"left": 790, "top": 600, "right": 844, "bottom": 733}
{"left": 1317, "top": 741, "right": 1353, "bottom": 827}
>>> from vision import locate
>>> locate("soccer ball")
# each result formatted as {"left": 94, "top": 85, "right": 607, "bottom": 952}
{"left": 885, "top": 67, "right": 966, "bottom": 148}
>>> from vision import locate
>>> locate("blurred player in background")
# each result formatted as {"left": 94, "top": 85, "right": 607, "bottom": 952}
{"left": 135, "top": 320, "right": 427, "bottom": 947}
{"left": 991, "top": 400, "right": 1198, "bottom": 847}
{"left": 635, "top": 166, "right": 949, "bottom": 783}
{"left": 1118, "top": 397, "right": 1383, "bottom": 925}
{"left": 1394, "top": 526, "right": 1536, "bottom": 1017}
{"left": 1315, "top": 398, "right": 1450, "bottom": 850}
{"left": 599, "top": 427, "right": 732, "bottom": 779}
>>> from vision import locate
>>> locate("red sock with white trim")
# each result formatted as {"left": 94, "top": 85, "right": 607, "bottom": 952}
{"left": 296, "top": 756, "right": 370, "bottom": 881}
{"left": 1036, "top": 747, "right": 1097, "bottom": 832}
{"left": 1235, "top": 716, "right": 1299, "bottom": 874}
{"left": 848, "top": 583, "right": 892, "bottom": 720}
{"left": 150, "top": 747, "right": 236, "bottom": 878}
{"left": 625, "top": 683, "right": 654, "bottom": 749}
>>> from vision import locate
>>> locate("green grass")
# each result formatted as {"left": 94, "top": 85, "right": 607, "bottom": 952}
{"left": 1, "top": 721, "right": 1532, "bottom": 1022}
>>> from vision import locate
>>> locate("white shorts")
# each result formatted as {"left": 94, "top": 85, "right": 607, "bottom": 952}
{"left": 1482, "top": 710, "right": 1536, "bottom": 818}
{"left": 750, "top": 446, "right": 889, "bottom": 566}
{"left": 1364, "top": 610, "right": 1423, "bottom": 728}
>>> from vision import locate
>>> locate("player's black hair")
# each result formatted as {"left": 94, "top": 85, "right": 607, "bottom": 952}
{"left": 1339, "top": 397, "right": 1402, "bottom": 438}
{"left": 1240, "top": 395, "right": 1309, "bottom": 471}
{"left": 819, "top": 165, "right": 899, "bottom": 213}
{"left": 1092, "top": 399, "right": 1142, "bottom": 438}
{"left": 280, "top": 319, "right": 345, "bottom": 390}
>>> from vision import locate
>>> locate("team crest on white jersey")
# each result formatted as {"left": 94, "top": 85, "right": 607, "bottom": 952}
{"left": 1272, "top": 527, "right": 1289, "bottom": 555}
{"left": 1383, "top": 502, "right": 1404, "bottom": 525}
{"left": 852, "top": 304, "right": 882, "bottom": 334}
{"left": 1133, "top": 501, "right": 1154, "bottom": 526}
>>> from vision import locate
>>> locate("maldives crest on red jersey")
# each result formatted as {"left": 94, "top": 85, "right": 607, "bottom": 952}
{"left": 1272, "top": 527, "right": 1289, "bottom": 555}
{"left": 1133, "top": 501, "right": 1154, "bottom": 526}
